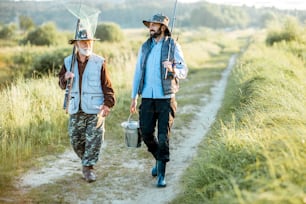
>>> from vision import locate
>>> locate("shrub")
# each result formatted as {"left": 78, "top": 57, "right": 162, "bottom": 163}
{"left": 266, "top": 16, "right": 303, "bottom": 46}
{"left": 11, "top": 47, "right": 70, "bottom": 78}
{"left": 95, "top": 22, "right": 124, "bottom": 42}
{"left": 32, "top": 47, "right": 71, "bottom": 76}
{"left": 21, "top": 22, "right": 59, "bottom": 46}
{"left": 19, "top": 15, "right": 35, "bottom": 32}
{"left": 12, "top": 49, "right": 36, "bottom": 77}
{"left": 0, "top": 24, "right": 17, "bottom": 39}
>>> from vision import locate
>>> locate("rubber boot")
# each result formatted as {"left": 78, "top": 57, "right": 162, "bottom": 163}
{"left": 156, "top": 160, "right": 166, "bottom": 187}
{"left": 151, "top": 161, "right": 157, "bottom": 177}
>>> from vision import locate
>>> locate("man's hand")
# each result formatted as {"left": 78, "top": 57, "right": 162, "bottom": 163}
{"left": 65, "top": 72, "right": 75, "bottom": 81}
{"left": 96, "top": 105, "right": 109, "bottom": 128}
{"left": 163, "top": 61, "right": 175, "bottom": 72}
{"left": 130, "top": 99, "right": 137, "bottom": 114}
{"left": 163, "top": 60, "right": 175, "bottom": 79}
{"left": 99, "top": 105, "right": 110, "bottom": 117}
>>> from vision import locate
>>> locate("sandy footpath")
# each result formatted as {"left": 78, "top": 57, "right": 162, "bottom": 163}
{"left": 15, "top": 54, "right": 237, "bottom": 203}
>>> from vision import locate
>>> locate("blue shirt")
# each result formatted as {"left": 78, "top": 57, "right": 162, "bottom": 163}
{"left": 131, "top": 38, "right": 187, "bottom": 99}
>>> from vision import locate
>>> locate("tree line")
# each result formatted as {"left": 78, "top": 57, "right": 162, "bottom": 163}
{"left": 0, "top": 0, "right": 305, "bottom": 31}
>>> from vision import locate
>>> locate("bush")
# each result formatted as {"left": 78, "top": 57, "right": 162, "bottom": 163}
{"left": 12, "top": 49, "right": 36, "bottom": 77}
{"left": 33, "top": 47, "right": 71, "bottom": 76}
{"left": 95, "top": 22, "right": 124, "bottom": 42}
{"left": 21, "top": 22, "right": 59, "bottom": 46}
{"left": 0, "top": 24, "right": 17, "bottom": 39}
{"left": 11, "top": 47, "right": 70, "bottom": 78}
{"left": 266, "top": 16, "right": 303, "bottom": 46}
{"left": 19, "top": 15, "right": 35, "bottom": 32}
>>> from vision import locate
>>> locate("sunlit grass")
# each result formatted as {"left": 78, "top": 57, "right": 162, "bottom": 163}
{"left": 0, "top": 28, "right": 252, "bottom": 200}
{"left": 0, "top": 41, "right": 139, "bottom": 193}
{"left": 0, "top": 76, "right": 68, "bottom": 191}
{"left": 172, "top": 32, "right": 306, "bottom": 204}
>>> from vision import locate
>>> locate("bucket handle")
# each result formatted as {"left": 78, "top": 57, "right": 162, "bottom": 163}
{"left": 128, "top": 113, "right": 138, "bottom": 122}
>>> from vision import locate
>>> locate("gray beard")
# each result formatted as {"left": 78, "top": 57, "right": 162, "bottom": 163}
{"left": 78, "top": 47, "right": 92, "bottom": 56}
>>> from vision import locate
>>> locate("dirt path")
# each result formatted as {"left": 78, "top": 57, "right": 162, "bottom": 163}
{"left": 15, "top": 54, "right": 237, "bottom": 203}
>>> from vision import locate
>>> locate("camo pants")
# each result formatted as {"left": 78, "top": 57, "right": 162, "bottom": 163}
{"left": 68, "top": 111, "right": 105, "bottom": 167}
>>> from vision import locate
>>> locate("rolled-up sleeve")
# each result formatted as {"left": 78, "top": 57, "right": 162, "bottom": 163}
{"left": 174, "top": 43, "right": 188, "bottom": 79}
{"left": 131, "top": 48, "right": 143, "bottom": 99}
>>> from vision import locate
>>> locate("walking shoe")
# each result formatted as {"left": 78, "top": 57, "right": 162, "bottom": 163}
{"left": 85, "top": 170, "right": 96, "bottom": 183}
{"left": 82, "top": 166, "right": 96, "bottom": 183}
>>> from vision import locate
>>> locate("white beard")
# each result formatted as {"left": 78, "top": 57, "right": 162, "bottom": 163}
{"left": 78, "top": 47, "right": 92, "bottom": 56}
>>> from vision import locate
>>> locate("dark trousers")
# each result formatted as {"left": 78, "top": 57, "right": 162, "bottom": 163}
{"left": 139, "top": 98, "right": 177, "bottom": 162}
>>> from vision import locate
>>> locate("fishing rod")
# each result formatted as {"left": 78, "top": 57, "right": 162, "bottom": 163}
{"left": 164, "top": 0, "right": 178, "bottom": 79}
{"left": 63, "top": 18, "right": 80, "bottom": 113}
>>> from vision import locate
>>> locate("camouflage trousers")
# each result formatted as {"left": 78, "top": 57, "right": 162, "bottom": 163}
{"left": 68, "top": 111, "right": 105, "bottom": 167}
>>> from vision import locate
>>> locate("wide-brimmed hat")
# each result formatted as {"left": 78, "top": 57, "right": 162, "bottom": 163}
{"left": 68, "top": 29, "right": 99, "bottom": 44}
{"left": 143, "top": 13, "right": 171, "bottom": 36}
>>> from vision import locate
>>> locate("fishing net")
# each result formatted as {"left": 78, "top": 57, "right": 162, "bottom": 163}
{"left": 60, "top": 1, "right": 100, "bottom": 36}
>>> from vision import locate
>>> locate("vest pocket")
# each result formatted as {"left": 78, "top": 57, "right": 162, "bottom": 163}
{"left": 86, "top": 95, "right": 104, "bottom": 112}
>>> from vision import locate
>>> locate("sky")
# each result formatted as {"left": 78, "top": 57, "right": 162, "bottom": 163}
{"left": 178, "top": 0, "right": 306, "bottom": 10}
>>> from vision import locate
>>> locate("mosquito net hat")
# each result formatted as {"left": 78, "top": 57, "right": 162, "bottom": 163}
{"left": 65, "top": 3, "right": 101, "bottom": 44}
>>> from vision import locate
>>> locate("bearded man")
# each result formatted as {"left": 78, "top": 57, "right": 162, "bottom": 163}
{"left": 130, "top": 13, "right": 188, "bottom": 187}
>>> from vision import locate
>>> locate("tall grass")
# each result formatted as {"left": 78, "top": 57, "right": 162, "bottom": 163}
{"left": 0, "top": 76, "right": 68, "bottom": 190}
{"left": 172, "top": 33, "right": 306, "bottom": 203}
{"left": 0, "top": 28, "right": 257, "bottom": 199}
{"left": 0, "top": 38, "right": 140, "bottom": 193}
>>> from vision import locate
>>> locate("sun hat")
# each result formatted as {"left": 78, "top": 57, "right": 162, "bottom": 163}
{"left": 143, "top": 13, "right": 171, "bottom": 36}
{"left": 68, "top": 29, "right": 99, "bottom": 44}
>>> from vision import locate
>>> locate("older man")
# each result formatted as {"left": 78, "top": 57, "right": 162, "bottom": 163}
{"left": 130, "top": 13, "right": 188, "bottom": 187}
{"left": 58, "top": 29, "right": 115, "bottom": 182}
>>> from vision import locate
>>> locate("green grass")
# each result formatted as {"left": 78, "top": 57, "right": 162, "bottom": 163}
{"left": 0, "top": 28, "right": 254, "bottom": 201}
{"left": 0, "top": 40, "right": 136, "bottom": 194}
{"left": 0, "top": 76, "right": 69, "bottom": 196}
{"left": 171, "top": 32, "right": 306, "bottom": 204}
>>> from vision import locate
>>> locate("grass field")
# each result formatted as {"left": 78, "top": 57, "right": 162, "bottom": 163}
{"left": 171, "top": 32, "right": 306, "bottom": 204}
{"left": 0, "top": 27, "right": 229, "bottom": 194}
{"left": 0, "top": 27, "right": 305, "bottom": 203}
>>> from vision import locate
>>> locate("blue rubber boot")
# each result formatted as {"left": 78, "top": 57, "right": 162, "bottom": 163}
{"left": 151, "top": 161, "right": 157, "bottom": 177}
{"left": 156, "top": 160, "right": 166, "bottom": 187}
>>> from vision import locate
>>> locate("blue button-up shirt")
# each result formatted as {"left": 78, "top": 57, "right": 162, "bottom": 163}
{"left": 131, "top": 38, "right": 187, "bottom": 99}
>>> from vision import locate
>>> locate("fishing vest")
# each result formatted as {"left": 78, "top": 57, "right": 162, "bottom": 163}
{"left": 64, "top": 54, "right": 104, "bottom": 114}
{"left": 138, "top": 37, "right": 179, "bottom": 96}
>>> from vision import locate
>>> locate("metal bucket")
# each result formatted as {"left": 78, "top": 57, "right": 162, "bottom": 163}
{"left": 121, "top": 114, "right": 141, "bottom": 148}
